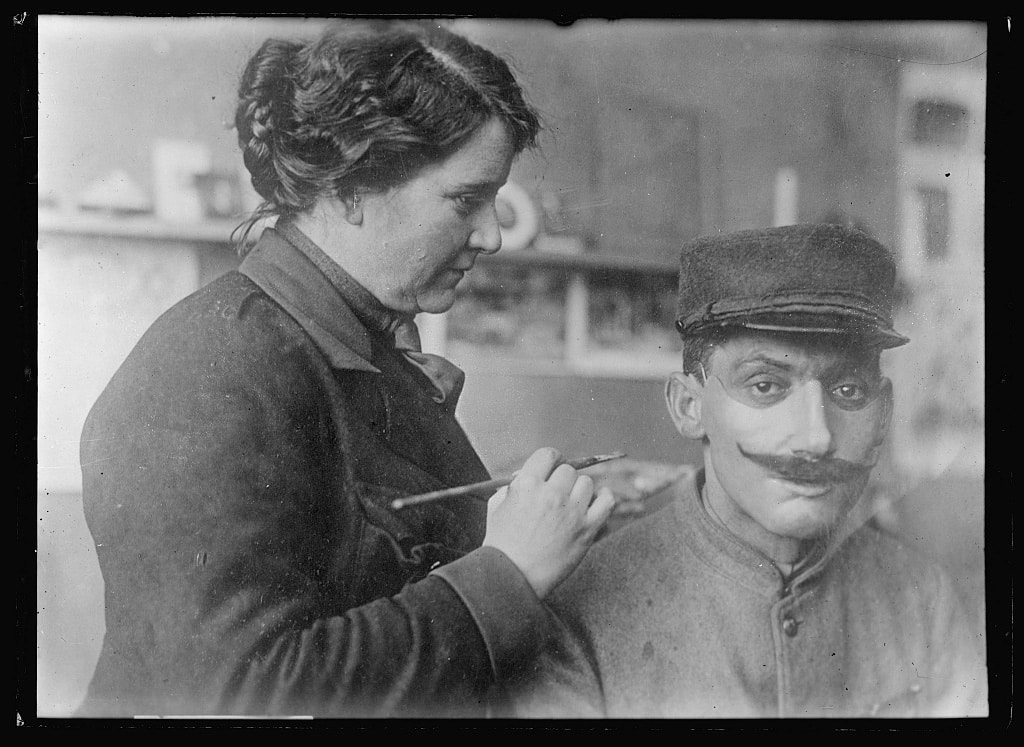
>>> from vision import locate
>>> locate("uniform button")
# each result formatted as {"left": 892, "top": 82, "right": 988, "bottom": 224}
{"left": 782, "top": 616, "right": 800, "bottom": 637}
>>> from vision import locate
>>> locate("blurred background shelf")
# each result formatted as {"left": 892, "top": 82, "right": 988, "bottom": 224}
{"left": 38, "top": 210, "right": 685, "bottom": 382}
{"left": 37, "top": 210, "right": 678, "bottom": 276}
{"left": 38, "top": 210, "right": 242, "bottom": 244}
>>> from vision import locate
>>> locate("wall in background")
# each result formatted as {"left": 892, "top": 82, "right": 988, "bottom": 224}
{"left": 41, "top": 18, "right": 984, "bottom": 259}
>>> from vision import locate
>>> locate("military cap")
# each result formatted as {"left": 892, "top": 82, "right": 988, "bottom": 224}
{"left": 674, "top": 223, "right": 909, "bottom": 348}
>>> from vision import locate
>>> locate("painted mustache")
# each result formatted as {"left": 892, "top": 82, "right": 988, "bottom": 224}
{"left": 737, "top": 444, "right": 871, "bottom": 484}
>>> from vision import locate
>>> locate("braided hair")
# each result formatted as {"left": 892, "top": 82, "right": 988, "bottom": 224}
{"left": 233, "top": 22, "right": 541, "bottom": 252}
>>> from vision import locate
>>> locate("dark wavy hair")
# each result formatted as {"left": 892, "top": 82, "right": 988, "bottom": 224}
{"left": 681, "top": 328, "right": 725, "bottom": 381}
{"left": 232, "top": 21, "right": 542, "bottom": 252}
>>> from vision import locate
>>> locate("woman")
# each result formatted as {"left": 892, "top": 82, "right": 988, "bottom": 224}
{"left": 78, "top": 21, "right": 614, "bottom": 718}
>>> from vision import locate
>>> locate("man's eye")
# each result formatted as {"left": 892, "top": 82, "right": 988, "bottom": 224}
{"left": 749, "top": 380, "right": 786, "bottom": 398}
{"left": 830, "top": 381, "right": 871, "bottom": 408}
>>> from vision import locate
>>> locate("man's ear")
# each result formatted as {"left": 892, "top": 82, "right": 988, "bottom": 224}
{"left": 665, "top": 371, "right": 706, "bottom": 440}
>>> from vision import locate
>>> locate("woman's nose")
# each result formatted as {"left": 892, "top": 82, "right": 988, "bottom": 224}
{"left": 469, "top": 203, "right": 502, "bottom": 255}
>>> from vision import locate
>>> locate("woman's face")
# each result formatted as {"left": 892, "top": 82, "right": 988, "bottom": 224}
{"left": 358, "top": 117, "right": 516, "bottom": 315}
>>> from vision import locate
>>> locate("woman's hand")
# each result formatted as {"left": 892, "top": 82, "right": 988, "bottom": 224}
{"left": 482, "top": 447, "right": 616, "bottom": 599}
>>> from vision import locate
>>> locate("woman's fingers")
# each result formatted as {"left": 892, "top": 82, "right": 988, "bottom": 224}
{"left": 546, "top": 462, "right": 580, "bottom": 494}
{"left": 517, "top": 447, "right": 562, "bottom": 481}
{"left": 586, "top": 486, "right": 616, "bottom": 527}
{"left": 567, "top": 473, "right": 595, "bottom": 505}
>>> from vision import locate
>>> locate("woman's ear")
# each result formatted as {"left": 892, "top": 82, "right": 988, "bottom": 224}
{"left": 341, "top": 192, "right": 364, "bottom": 226}
{"left": 665, "top": 371, "right": 706, "bottom": 440}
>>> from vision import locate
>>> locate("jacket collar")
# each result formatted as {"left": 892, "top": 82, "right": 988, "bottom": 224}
{"left": 238, "top": 224, "right": 379, "bottom": 373}
{"left": 274, "top": 220, "right": 400, "bottom": 336}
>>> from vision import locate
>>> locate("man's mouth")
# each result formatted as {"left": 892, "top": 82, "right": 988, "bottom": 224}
{"left": 768, "top": 475, "right": 834, "bottom": 498}
{"left": 776, "top": 474, "right": 831, "bottom": 486}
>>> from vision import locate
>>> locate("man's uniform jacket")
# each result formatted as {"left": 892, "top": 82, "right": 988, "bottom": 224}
{"left": 510, "top": 471, "right": 988, "bottom": 718}
{"left": 78, "top": 226, "right": 549, "bottom": 717}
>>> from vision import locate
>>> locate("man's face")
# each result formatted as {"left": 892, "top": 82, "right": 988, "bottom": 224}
{"left": 679, "top": 331, "right": 892, "bottom": 541}
{"left": 358, "top": 117, "right": 515, "bottom": 315}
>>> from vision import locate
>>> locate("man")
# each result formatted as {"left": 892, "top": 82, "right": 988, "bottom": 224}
{"left": 508, "top": 224, "right": 987, "bottom": 718}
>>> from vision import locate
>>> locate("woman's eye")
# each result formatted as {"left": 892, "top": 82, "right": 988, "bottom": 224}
{"left": 454, "top": 194, "right": 485, "bottom": 214}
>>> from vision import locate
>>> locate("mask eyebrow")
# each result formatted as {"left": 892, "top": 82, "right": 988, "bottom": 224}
{"left": 733, "top": 351, "right": 878, "bottom": 386}
{"left": 731, "top": 353, "right": 798, "bottom": 374}
{"left": 818, "top": 356, "right": 880, "bottom": 382}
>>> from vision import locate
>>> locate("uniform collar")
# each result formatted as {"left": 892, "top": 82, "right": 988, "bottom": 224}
{"left": 238, "top": 223, "right": 381, "bottom": 373}
{"left": 700, "top": 477, "right": 814, "bottom": 569}
{"left": 673, "top": 470, "right": 844, "bottom": 595}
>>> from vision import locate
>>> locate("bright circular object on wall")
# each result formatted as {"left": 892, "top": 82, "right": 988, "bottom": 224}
{"left": 495, "top": 181, "right": 540, "bottom": 251}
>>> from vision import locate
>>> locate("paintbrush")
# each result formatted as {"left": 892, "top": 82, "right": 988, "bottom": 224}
{"left": 390, "top": 451, "right": 627, "bottom": 510}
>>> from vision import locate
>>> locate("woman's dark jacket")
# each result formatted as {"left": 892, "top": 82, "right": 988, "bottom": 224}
{"left": 78, "top": 224, "right": 550, "bottom": 717}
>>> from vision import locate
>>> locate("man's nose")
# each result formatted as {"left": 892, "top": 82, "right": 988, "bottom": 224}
{"left": 468, "top": 203, "right": 503, "bottom": 255}
{"left": 789, "top": 380, "right": 835, "bottom": 459}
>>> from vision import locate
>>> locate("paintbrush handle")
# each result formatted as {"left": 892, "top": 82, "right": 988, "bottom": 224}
{"left": 390, "top": 452, "right": 626, "bottom": 510}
